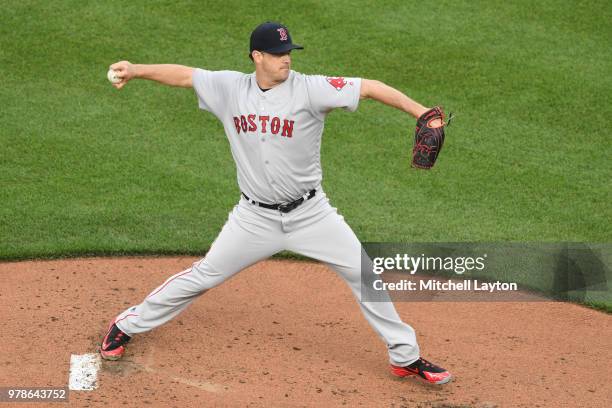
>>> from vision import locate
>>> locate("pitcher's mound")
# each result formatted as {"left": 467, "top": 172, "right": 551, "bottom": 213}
{"left": 0, "top": 257, "right": 610, "bottom": 407}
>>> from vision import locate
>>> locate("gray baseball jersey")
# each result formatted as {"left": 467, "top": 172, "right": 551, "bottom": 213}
{"left": 192, "top": 69, "right": 361, "bottom": 203}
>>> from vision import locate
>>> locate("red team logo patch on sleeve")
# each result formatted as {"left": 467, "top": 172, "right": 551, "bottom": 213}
{"left": 326, "top": 77, "right": 347, "bottom": 91}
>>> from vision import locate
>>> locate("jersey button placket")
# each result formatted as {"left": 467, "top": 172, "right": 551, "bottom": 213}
{"left": 260, "top": 101, "right": 266, "bottom": 142}
{"left": 258, "top": 99, "right": 276, "bottom": 199}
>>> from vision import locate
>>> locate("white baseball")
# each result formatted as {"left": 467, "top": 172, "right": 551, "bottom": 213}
{"left": 107, "top": 69, "right": 121, "bottom": 84}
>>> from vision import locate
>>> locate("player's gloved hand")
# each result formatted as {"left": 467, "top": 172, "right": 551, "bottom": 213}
{"left": 109, "top": 61, "right": 136, "bottom": 89}
{"left": 411, "top": 106, "right": 453, "bottom": 169}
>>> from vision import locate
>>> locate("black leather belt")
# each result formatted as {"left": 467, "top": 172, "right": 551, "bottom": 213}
{"left": 242, "top": 189, "right": 316, "bottom": 213}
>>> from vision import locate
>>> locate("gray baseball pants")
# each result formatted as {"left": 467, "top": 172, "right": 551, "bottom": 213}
{"left": 115, "top": 190, "right": 420, "bottom": 366}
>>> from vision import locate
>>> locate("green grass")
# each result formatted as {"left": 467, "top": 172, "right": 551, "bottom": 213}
{"left": 1, "top": 0, "right": 611, "bottom": 263}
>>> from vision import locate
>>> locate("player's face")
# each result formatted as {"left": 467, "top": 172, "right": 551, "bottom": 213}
{"left": 260, "top": 51, "right": 292, "bottom": 82}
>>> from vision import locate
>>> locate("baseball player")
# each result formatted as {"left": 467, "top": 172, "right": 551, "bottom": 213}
{"left": 101, "top": 22, "right": 452, "bottom": 385}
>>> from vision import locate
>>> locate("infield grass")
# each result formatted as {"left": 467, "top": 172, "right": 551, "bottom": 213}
{"left": 1, "top": 0, "right": 610, "bottom": 275}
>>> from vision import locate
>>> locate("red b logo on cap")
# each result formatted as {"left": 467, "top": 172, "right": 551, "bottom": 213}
{"left": 277, "top": 28, "right": 288, "bottom": 41}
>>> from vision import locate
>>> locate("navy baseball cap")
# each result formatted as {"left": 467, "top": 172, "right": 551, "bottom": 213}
{"left": 249, "top": 22, "right": 304, "bottom": 55}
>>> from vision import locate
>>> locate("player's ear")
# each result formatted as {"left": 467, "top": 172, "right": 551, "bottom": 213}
{"left": 251, "top": 51, "right": 263, "bottom": 64}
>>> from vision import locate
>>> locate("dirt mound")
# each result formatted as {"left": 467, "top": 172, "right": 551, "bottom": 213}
{"left": 0, "top": 257, "right": 609, "bottom": 407}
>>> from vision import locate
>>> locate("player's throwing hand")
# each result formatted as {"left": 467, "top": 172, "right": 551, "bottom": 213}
{"left": 108, "top": 61, "right": 136, "bottom": 89}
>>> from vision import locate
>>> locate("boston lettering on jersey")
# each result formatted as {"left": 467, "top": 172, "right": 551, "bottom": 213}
{"left": 232, "top": 115, "right": 295, "bottom": 138}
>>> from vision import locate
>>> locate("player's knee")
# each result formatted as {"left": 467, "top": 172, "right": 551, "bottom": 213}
{"left": 332, "top": 263, "right": 362, "bottom": 287}
{"left": 191, "top": 260, "right": 230, "bottom": 290}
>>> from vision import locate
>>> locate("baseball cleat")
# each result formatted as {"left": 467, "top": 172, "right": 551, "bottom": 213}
{"left": 390, "top": 357, "right": 452, "bottom": 385}
{"left": 100, "top": 320, "right": 131, "bottom": 360}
